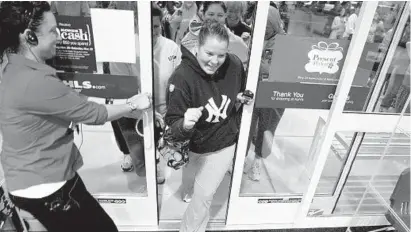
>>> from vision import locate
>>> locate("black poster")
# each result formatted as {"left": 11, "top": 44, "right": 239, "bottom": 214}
{"left": 52, "top": 16, "right": 97, "bottom": 73}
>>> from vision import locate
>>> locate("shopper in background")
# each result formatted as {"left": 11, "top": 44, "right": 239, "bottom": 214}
{"left": 243, "top": 1, "right": 256, "bottom": 26}
{"left": 167, "top": 1, "right": 197, "bottom": 44}
{"left": 329, "top": 7, "right": 346, "bottom": 39}
{"left": 343, "top": 4, "right": 360, "bottom": 40}
{"left": 111, "top": 5, "right": 181, "bottom": 184}
{"left": 179, "top": 1, "right": 205, "bottom": 51}
{"left": 247, "top": 5, "right": 286, "bottom": 181}
{"left": 0, "top": 2, "right": 151, "bottom": 231}
{"left": 394, "top": 41, "right": 410, "bottom": 113}
{"left": 181, "top": 1, "right": 249, "bottom": 68}
{"left": 225, "top": 1, "right": 251, "bottom": 44}
{"left": 107, "top": 1, "right": 141, "bottom": 173}
{"left": 159, "top": 1, "right": 177, "bottom": 39}
{"left": 380, "top": 23, "right": 410, "bottom": 113}
{"left": 50, "top": 1, "right": 90, "bottom": 17}
{"left": 165, "top": 20, "right": 251, "bottom": 232}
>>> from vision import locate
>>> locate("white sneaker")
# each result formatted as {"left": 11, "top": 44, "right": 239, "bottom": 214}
{"left": 121, "top": 154, "right": 134, "bottom": 172}
{"left": 182, "top": 188, "right": 193, "bottom": 203}
{"left": 227, "top": 158, "right": 251, "bottom": 175}
{"left": 183, "top": 193, "right": 192, "bottom": 203}
{"left": 248, "top": 158, "right": 262, "bottom": 181}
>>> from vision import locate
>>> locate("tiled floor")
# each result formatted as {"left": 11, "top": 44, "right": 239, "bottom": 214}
{"left": 1, "top": 106, "right": 406, "bottom": 230}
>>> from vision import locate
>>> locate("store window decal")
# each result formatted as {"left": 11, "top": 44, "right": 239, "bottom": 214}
{"left": 305, "top": 41, "right": 344, "bottom": 75}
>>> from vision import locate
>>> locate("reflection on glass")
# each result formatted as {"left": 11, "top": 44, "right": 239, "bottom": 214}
{"left": 375, "top": 18, "right": 410, "bottom": 114}
{"left": 239, "top": 1, "right": 362, "bottom": 197}
{"left": 333, "top": 131, "right": 410, "bottom": 215}
{"left": 347, "top": 2, "right": 408, "bottom": 113}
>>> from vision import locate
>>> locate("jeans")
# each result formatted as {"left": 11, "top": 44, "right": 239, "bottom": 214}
{"left": 248, "top": 108, "right": 285, "bottom": 157}
{"left": 180, "top": 144, "right": 236, "bottom": 232}
{"left": 111, "top": 120, "right": 130, "bottom": 155}
{"left": 117, "top": 117, "right": 147, "bottom": 176}
{"left": 9, "top": 173, "right": 118, "bottom": 232}
{"left": 117, "top": 117, "right": 163, "bottom": 176}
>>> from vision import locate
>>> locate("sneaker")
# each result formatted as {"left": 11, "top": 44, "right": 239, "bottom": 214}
{"left": 248, "top": 157, "right": 262, "bottom": 181}
{"left": 227, "top": 158, "right": 251, "bottom": 175}
{"left": 121, "top": 155, "right": 134, "bottom": 172}
{"left": 156, "top": 165, "right": 165, "bottom": 185}
{"left": 182, "top": 190, "right": 192, "bottom": 203}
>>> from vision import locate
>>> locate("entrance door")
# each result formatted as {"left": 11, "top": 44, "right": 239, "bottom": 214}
{"left": 305, "top": 2, "right": 410, "bottom": 224}
{"left": 75, "top": 2, "right": 158, "bottom": 229}
{"left": 226, "top": 1, "right": 379, "bottom": 226}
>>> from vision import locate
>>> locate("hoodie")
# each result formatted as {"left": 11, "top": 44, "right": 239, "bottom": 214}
{"left": 165, "top": 46, "right": 246, "bottom": 154}
{"left": 180, "top": 17, "right": 249, "bottom": 67}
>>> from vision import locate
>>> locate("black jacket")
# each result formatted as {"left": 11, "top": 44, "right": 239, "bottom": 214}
{"left": 165, "top": 45, "right": 246, "bottom": 154}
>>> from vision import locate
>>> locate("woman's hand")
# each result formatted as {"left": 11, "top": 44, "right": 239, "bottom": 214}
{"left": 241, "top": 32, "right": 251, "bottom": 43}
{"left": 237, "top": 91, "right": 254, "bottom": 105}
{"left": 183, "top": 106, "right": 204, "bottom": 130}
{"left": 128, "top": 93, "right": 152, "bottom": 111}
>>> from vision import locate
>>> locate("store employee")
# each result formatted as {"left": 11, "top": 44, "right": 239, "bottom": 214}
{"left": 0, "top": 2, "right": 150, "bottom": 231}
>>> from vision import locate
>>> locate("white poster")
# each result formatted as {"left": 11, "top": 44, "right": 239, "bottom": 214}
{"left": 90, "top": 9, "right": 136, "bottom": 63}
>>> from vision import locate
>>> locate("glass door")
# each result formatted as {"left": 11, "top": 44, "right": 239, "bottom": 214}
{"left": 68, "top": 1, "right": 158, "bottom": 229}
{"left": 153, "top": 1, "right": 258, "bottom": 228}
{"left": 306, "top": 1, "right": 410, "bottom": 223}
{"left": 227, "top": 1, "right": 379, "bottom": 226}
{"left": 18, "top": 2, "right": 158, "bottom": 230}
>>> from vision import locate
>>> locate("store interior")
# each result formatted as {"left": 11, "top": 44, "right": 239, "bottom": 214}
{"left": 0, "top": 1, "right": 410, "bottom": 231}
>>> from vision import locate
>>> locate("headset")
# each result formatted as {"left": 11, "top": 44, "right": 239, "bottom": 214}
{"left": 24, "top": 4, "right": 39, "bottom": 47}
{"left": 26, "top": 30, "right": 38, "bottom": 46}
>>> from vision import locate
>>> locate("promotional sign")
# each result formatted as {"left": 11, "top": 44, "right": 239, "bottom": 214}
{"left": 255, "top": 82, "right": 370, "bottom": 111}
{"left": 58, "top": 73, "right": 138, "bottom": 99}
{"left": 52, "top": 16, "right": 97, "bottom": 73}
{"left": 257, "top": 35, "right": 376, "bottom": 110}
{"left": 268, "top": 35, "right": 352, "bottom": 85}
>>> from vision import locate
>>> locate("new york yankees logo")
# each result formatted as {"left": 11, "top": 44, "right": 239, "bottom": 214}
{"left": 205, "top": 95, "right": 231, "bottom": 123}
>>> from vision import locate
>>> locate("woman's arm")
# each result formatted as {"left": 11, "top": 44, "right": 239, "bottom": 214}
{"left": 18, "top": 75, "right": 148, "bottom": 125}
{"left": 105, "top": 103, "right": 142, "bottom": 122}
{"left": 165, "top": 75, "right": 194, "bottom": 141}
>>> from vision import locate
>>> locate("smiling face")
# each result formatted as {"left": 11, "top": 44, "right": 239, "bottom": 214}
{"left": 226, "top": 3, "right": 242, "bottom": 24}
{"left": 203, "top": 3, "right": 226, "bottom": 25}
{"left": 33, "top": 11, "right": 61, "bottom": 60}
{"left": 196, "top": 36, "right": 228, "bottom": 75}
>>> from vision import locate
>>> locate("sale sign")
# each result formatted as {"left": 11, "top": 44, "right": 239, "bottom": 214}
{"left": 50, "top": 16, "right": 97, "bottom": 73}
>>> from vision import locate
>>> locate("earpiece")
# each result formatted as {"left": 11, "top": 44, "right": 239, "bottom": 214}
{"left": 26, "top": 30, "right": 38, "bottom": 46}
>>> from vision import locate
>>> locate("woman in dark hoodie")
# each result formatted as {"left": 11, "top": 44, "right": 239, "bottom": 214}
{"left": 164, "top": 20, "right": 252, "bottom": 232}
